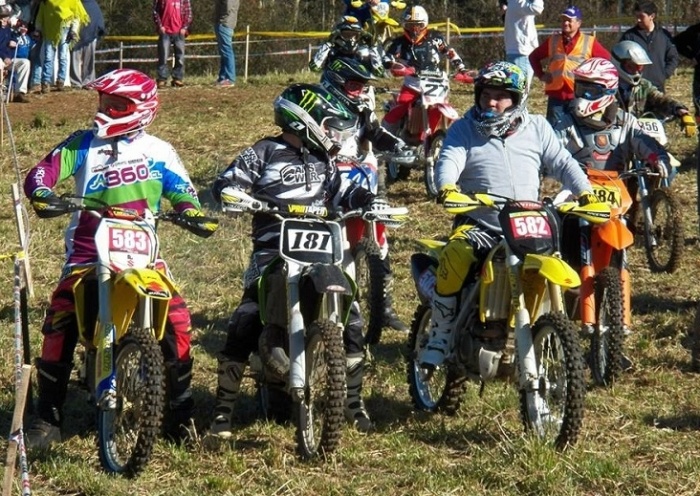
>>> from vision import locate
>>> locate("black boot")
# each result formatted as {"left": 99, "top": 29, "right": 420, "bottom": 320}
{"left": 26, "top": 360, "right": 72, "bottom": 450}
{"left": 163, "top": 358, "right": 194, "bottom": 444}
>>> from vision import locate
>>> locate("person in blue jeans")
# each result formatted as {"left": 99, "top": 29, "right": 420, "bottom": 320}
{"left": 214, "top": 0, "right": 239, "bottom": 87}
{"left": 34, "top": 0, "right": 89, "bottom": 93}
{"left": 153, "top": 0, "right": 192, "bottom": 88}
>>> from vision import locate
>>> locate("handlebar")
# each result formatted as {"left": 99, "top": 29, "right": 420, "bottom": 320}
{"left": 31, "top": 193, "right": 219, "bottom": 238}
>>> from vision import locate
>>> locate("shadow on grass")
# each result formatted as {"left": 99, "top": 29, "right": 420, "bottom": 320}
{"left": 631, "top": 293, "right": 696, "bottom": 316}
{"left": 643, "top": 412, "right": 700, "bottom": 432}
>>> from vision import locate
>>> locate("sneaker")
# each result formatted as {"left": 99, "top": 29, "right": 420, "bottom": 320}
{"left": 26, "top": 418, "right": 61, "bottom": 450}
{"left": 157, "top": 79, "right": 167, "bottom": 89}
{"left": 12, "top": 93, "right": 30, "bottom": 103}
{"left": 171, "top": 79, "right": 184, "bottom": 88}
{"left": 217, "top": 79, "right": 234, "bottom": 88}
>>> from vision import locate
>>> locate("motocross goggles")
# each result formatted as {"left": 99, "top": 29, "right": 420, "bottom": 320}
{"left": 98, "top": 93, "right": 136, "bottom": 119}
{"left": 574, "top": 82, "right": 616, "bottom": 100}
{"left": 322, "top": 115, "right": 360, "bottom": 148}
{"left": 343, "top": 79, "right": 367, "bottom": 99}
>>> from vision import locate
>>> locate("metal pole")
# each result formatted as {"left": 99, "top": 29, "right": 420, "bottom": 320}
{"left": 245, "top": 25, "right": 250, "bottom": 83}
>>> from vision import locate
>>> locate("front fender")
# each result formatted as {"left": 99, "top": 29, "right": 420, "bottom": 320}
{"left": 112, "top": 268, "right": 175, "bottom": 341}
{"left": 522, "top": 254, "right": 581, "bottom": 289}
{"left": 433, "top": 102, "right": 460, "bottom": 121}
{"left": 596, "top": 218, "right": 634, "bottom": 250}
{"left": 305, "top": 263, "right": 353, "bottom": 296}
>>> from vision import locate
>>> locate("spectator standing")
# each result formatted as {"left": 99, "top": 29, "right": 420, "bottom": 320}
{"left": 35, "top": 0, "right": 89, "bottom": 93}
{"left": 620, "top": 1, "right": 678, "bottom": 92}
{"left": 0, "top": 5, "right": 31, "bottom": 103}
{"left": 529, "top": 5, "right": 610, "bottom": 123}
{"left": 213, "top": 0, "right": 239, "bottom": 88}
{"left": 69, "top": 0, "right": 104, "bottom": 88}
{"left": 503, "top": 0, "right": 544, "bottom": 90}
{"left": 26, "top": 0, "right": 43, "bottom": 94}
{"left": 153, "top": 0, "right": 192, "bottom": 89}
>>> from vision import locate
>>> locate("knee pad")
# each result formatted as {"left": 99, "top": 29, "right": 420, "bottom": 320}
{"left": 436, "top": 238, "right": 477, "bottom": 296}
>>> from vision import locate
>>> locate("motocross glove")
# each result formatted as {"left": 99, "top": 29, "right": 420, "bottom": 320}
{"left": 680, "top": 113, "right": 697, "bottom": 138}
{"left": 437, "top": 184, "right": 459, "bottom": 205}
{"left": 577, "top": 191, "right": 600, "bottom": 207}
{"left": 30, "top": 188, "right": 66, "bottom": 219}
{"left": 368, "top": 197, "right": 390, "bottom": 212}
{"left": 179, "top": 209, "right": 219, "bottom": 238}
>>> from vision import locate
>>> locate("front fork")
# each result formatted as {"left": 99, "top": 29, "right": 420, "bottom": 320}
{"left": 637, "top": 173, "right": 657, "bottom": 248}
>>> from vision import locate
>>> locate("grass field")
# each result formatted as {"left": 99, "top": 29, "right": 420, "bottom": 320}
{"left": 1, "top": 67, "right": 700, "bottom": 495}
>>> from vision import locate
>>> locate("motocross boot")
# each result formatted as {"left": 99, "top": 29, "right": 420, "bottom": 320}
{"left": 419, "top": 293, "right": 458, "bottom": 369}
{"left": 210, "top": 359, "right": 246, "bottom": 439}
{"left": 383, "top": 271, "right": 407, "bottom": 332}
{"left": 344, "top": 354, "right": 373, "bottom": 433}
{"left": 26, "top": 360, "right": 72, "bottom": 450}
{"left": 163, "top": 358, "right": 195, "bottom": 444}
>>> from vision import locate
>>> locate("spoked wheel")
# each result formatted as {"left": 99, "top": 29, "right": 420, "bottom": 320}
{"left": 643, "top": 187, "right": 683, "bottom": 273}
{"left": 424, "top": 132, "right": 445, "bottom": 199}
{"left": 520, "top": 312, "right": 585, "bottom": 450}
{"left": 294, "top": 319, "right": 345, "bottom": 459}
{"left": 97, "top": 326, "right": 164, "bottom": 476}
{"left": 590, "top": 267, "right": 626, "bottom": 387}
{"left": 354, "top": 238, "right": 386, "bottom": 345}
{"left": 406, "top": 304, "right": 466, "bottom": 415}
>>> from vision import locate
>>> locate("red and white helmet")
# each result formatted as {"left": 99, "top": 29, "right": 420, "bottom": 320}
{"left": 86, "top": 69, "right": 159, "bottom": 139}
{"left": 571, "top": 58, "right": 618, "bottom": 122}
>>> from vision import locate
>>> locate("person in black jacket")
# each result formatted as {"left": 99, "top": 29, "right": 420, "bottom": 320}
{"left": 619, "top": 1, "right": 679, "bottom": 92}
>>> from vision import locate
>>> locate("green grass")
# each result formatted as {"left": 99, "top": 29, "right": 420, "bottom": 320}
{"left": 1, "top": 68, "right": 700, "bottom": 495}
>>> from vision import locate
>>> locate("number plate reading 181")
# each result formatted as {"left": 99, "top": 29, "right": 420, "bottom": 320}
{"left": 508, "top": 212, "right": 552, "bottom": 239}
{"left": 280, "top": 219, "right": 343, "bottom": 265}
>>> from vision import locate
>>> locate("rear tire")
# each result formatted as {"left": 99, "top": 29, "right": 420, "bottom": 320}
{"left": 97, "top": 326, "right": 164, "bottom": 476}
{"left": 353, "top": 238, "right": 386, "bottom": 345}
{"left": 644, "top": 187, "right": 683, "bottom": 273}
{"left": 520, "top": 313, "right": 585, "bottom": 450}
{"left": 294, "top": 320, "right": 345, "bottom": 459}
{"left": 590, "top": 267, "right": 625, "bottom": 387}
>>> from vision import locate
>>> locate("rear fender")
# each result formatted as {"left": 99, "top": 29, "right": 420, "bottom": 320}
{"left": 112, "top": 268, "right": 175, "bottom": 341}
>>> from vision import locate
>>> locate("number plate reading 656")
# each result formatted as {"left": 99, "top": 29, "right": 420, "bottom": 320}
{"left": 280, "top": 219, "right": 342, "bottom": 265}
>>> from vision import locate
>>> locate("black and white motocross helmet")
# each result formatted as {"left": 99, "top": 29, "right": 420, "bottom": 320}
{"left": 273, "top": 83, "right": 359, "bottom": 155}
{"left": 320, "top": 57, "right": 376, "bottom": 111}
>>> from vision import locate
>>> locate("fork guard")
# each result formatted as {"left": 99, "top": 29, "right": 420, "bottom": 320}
{"left": 522, "top": 254, "right": 581, "bottom": 289}
{"left": 596, "top": 217, "right": 634, "bottom": 250}
{"left": 112, "top": 268, "right": 175, "bottom": 342}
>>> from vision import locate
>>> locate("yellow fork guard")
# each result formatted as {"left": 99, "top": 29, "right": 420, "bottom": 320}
{"left": 522, "top": 254, "right": 581, "bottom": 289}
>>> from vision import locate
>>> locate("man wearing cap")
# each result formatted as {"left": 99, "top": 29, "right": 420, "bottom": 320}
{"left": 529, "top": 5, "right": 610, "bottom": 123}
{"left": 620, "top": 1, "right": 678, "bottom": 93}
{"left": 0, "top": 4, "right": 30, "bottom": 103}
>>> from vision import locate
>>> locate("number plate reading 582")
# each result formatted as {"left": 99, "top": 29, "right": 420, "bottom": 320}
{"left": 508, "top": 212, "right": 552, "bottom": 239}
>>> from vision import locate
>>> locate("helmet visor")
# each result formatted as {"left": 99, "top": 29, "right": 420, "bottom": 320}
{"left": 343, "top": 79, "right": 366, "bottom": 99}
{"left": 99, "top": 93, "right": 135, "bottom": 119}
{"left": 574, "top": 83, "right": 616, "bottom": 100}
{"left": 340, "top": 29, "right": 360, "bottom": 41}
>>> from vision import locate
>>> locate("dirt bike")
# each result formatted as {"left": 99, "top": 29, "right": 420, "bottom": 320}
{"left": 32, "top": 194, "right": 218, "bottom": 475}
{"left": 406, "top": 191, "right": 610, "bottom": 449}
{"left": 350, "top": 0, "right": 406, "bottom": 47}
{"left": 558, "top": 169, "right": 634, "bottom": 387}
{"left": 336, "top": 153, "right": 409, "bottom": 345}
{"left": 220, "top": 188, "right": 402, "bottom": 458}
{"left": 383, "top": 62, "right": 473, "bottom": 198}
{"left": 629, "top": 113, "right": 684, "bottom": 273}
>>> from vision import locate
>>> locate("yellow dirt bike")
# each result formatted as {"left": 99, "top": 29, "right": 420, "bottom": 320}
{"left": 33, "top": 194, "right": 217, "bottom": 475}
{"left": 350, "top": 0, "right": 406, "bottom": 46}
{"left": 407, "top": 191, "right": 610, "bottom": 449}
